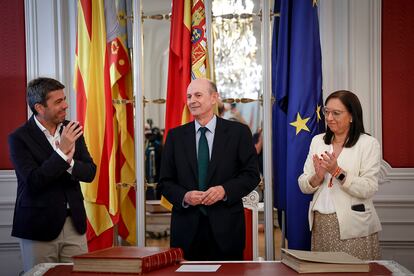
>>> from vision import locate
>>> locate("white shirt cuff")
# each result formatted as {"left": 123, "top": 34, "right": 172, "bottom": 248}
{"left": 56, "top": 148, "right": 74, "bottom": 174}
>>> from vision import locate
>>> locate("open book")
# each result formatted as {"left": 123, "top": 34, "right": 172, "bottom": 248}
{"left": 281, "top": 248, "right": 370, "bottom": 273}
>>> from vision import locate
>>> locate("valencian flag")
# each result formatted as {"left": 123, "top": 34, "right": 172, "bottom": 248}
{"left": 75, "top": 0, "right": 136, "bottom": 250}
{"left": 161, "top": 0, "right": 209, "bottom": 210}
{"left": 109, "top": 0, "right": 136, "bottom": 246}
{"left": 272, "top": 0, "right": 325, "bottom": 250}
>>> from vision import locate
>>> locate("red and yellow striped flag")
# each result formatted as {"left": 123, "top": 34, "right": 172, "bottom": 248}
{"left": 164, "top": 0, "right": 192, "bottom": 139}
{"left": 162, "top": 0, "right": 209, "bottom": 210}
{"left": 75, "top": 0, "right": 136, "bottom": 250}
{"left": 110, "top": 1, "right": 136, "bottom": 245}
{"left": 164, "top": 0, "right": 210, "bottom": 138}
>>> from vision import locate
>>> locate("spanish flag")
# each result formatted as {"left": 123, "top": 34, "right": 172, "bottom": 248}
{"left": 164, "top": 0, "right": 210, "bottom": 138}
{"left": 75, "top": 0, "right": 136, "bottom": 250}
{"left": 162, "top": 0, "right": 209, "bottom": 210}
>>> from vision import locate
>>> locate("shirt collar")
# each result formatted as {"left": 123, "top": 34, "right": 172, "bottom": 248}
{"left": 195, "top": 115, "right": 217, "bottom": 134}
{"left": 34, "top": 115, "right": 63, "bottom": 137}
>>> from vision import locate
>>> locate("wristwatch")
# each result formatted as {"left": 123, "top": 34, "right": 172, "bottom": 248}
{"left": 336, "top": 171, "right": 346, "bottom": 182}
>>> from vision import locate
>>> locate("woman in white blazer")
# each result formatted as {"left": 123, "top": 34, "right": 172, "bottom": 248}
{"left": 298, "top": 90, "right": 381, "bottom": 260}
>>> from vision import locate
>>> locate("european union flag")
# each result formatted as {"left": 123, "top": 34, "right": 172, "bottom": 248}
{"left": 272, "top": 0, "right": 325, "bottom": 250}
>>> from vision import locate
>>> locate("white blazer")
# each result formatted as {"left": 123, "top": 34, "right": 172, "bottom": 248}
{"left": 298, "top": 133, "right": 382, "bottom": 240}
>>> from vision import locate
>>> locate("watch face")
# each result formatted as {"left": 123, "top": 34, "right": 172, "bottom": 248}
{"left": 337, "top": 173, "right": 345, "bottom": 181}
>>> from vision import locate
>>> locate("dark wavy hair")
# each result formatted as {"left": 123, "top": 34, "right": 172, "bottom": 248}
{"left": 27, "top": 77, "right": 65, "bottom": 115}
{"left": 323, "top": 90, "right": 366, "bottom": 147}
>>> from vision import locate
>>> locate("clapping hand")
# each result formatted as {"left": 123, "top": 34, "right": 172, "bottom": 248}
{"left": 312, "top": 154, "right": 326, "bottom": 180}
{"left": 59, "top": 121, "right": 83, "bottom": 156}
{"left": 320, "top": 151, "right": 338, "bottom": 175}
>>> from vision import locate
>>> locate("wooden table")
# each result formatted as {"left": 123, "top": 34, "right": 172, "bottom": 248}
{"left": 37, "top": 260, "right": 408, "bottom": 276}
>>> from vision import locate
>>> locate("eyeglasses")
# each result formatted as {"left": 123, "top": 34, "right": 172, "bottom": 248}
{"left": 322, "top": 107, "right": 346, "bottom": 119}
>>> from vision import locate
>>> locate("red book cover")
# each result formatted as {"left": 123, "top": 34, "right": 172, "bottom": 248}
{"left": 72, "top": 246, "right": 184, "bottom": 274}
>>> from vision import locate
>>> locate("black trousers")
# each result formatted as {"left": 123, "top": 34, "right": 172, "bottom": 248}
{"left": 184, "top": 212, "right": 243, "bottom": 261}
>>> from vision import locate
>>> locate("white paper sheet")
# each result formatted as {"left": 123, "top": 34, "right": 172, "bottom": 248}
{"left": 176, "top": 264, "right": 221, "bottom": 272}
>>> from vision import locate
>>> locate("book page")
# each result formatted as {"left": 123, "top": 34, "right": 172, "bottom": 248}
{"left": 176, "top": 264, "right": 221, "bottom": 272}
{"left": 282, "top": 249, "right": 366, "bottom": 264}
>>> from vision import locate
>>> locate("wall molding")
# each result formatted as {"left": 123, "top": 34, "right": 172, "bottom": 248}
{"left": 369, "top": 0, "right": 382, "bottom": 141}
{"left": 380, "top": 240, "right": 414, "bottom": 248}
{"left": 24, "top": 0, "right": 39, "bottom": 96}
{"left": 367, "top": 0, "right": 414, "bottom": 184}
{"left": 381, "top": 221, "right": 414, "bottom": 226}
{"left": 24, "top": 0, "right": 76, "bottom": 118}
{"left": 0, "top": 171, "right": 16, "bottom": 183}
{"left": 0, "top": 243, "right": 19, "bottom": 250}
{"left": 0, "top": 170, "right": 17, "bottom": 202}
{"left": 0, "top": 199, "right": 14, "bottom": 208}
{"left": 380, "top": 161, "right": 414, "bottom": 181}
{"left": 375, "top": 197, "right": 414, "bottom": 205}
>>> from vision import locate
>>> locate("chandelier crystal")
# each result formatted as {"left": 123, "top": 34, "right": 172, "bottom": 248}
{"left": 212, "top": 0, "right": 262, "bottom": 99}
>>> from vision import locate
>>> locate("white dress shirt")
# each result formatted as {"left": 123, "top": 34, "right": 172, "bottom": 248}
{"left": 34, "top": 116, "right": 74, "bottom": 174}
{"left": 298, "top": 133, "right": 382, "bottom": 239}
{"left": 195, "top": 115, "right": 217, "bottom": 160}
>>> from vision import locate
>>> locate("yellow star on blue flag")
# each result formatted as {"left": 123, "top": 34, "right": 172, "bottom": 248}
{"left": 272, "top": 0, "right": 325, "bottom": 250}
{"left": 290, "top": 112, "right": 310, "bottom": 135}
{"left": 316, "top": 105, "right": 322, "bottom": 122}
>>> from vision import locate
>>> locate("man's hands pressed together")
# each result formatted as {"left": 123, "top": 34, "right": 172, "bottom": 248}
{"left": 184, "top": 185, "right": 226, "bottom": 206}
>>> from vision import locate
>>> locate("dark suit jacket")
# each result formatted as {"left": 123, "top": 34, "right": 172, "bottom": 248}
{"left": 8, "top": 116, "right": 96, "bottom": 241}
{"left": 158, "top": 117, "right": 260, "bottom": 254}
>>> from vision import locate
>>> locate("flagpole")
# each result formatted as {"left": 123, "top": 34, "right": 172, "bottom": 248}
{"left": 205, "top": 0, "right": 214, "bottom": 79}
{"left": 132, "top": 0, "right": 146, "bottom": 247}
{"left": 261, "top": 0, "right": 275, "bottom": 260}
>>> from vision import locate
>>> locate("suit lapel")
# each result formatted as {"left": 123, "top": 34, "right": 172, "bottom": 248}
{"left": 27, "top": 116, "right": 54, "bottom": 155}
{"left": 206, "top": 117, "right": 228, "bottom": 186}
{"left": 183, "top": 122, "right": 198, "bottom": 181}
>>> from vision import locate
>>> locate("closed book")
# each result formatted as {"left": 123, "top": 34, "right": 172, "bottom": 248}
{"left": 146, "top": 200, "right": 169, "bottom": 213}
{"left": 73, "top": 246, "right": 184, "bottom": 274}
{"left": 281, "top": 248, "right": 370, "bottom": 273}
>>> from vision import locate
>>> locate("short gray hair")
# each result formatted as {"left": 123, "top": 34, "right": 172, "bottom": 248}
{"left": 27, "top": 77, "right": 65, "bottom": 115}
{"left": 207, "top": 79, "right": 218, "bottom": 94}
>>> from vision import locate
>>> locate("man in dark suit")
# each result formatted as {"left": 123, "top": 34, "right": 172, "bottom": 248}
{"left": 159, "top": 78, "right": 259, "bottom": 260}
{"left": 8, "top": 77, "right": 96, "bottom": 272}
